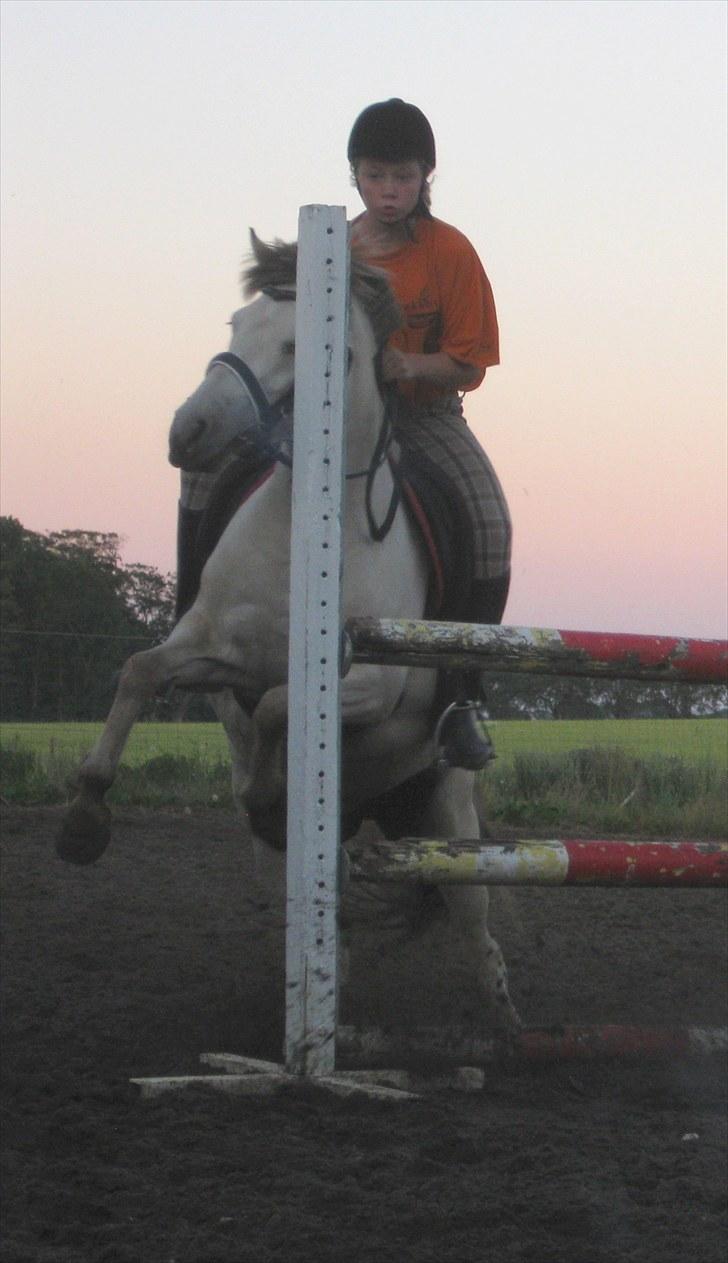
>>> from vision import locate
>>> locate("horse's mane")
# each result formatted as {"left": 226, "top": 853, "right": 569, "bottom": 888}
{"left": 242, "top": 231, "right": 403, "bottom": 348}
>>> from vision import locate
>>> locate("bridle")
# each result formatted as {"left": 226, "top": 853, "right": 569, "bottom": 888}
{"left": 206, "top": 349, "right": 295, "bottom": 468}
{"left": 206, "top": 285, "right": 401, "bottom": 541}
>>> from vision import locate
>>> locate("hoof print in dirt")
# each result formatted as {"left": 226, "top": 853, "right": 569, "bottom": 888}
{"left": 56, "top": 801, "right": 112, "bottom": 865}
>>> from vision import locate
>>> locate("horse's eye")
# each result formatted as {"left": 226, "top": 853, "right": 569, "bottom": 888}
{"left": 282, "top": 341, "right": 295, "bottom": 355}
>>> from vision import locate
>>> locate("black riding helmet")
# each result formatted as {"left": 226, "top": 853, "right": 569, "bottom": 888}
{"left": 347, "top": 98, "right": 436, "bottom": 170}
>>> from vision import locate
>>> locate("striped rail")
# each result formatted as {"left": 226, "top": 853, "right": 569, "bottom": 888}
{"left": 345, "top": 618, "right": 728, "bottom": 682}
{"left": 349, "top": 837, "right": 728, "bottom": 888}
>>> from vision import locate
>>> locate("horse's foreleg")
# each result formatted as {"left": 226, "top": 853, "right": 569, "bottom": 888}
{"left": 57, "top": 644, "right": 177, "bottom": 864}
{"left": 245, "top": 667, "right": 421, "bottom": 815}
{"left": 422, "top": 768, "right": 521, "bottom": 1037}
{"left": 245, "top": 684, "right": 289, "bottom": 811}
{"left": 210, "top": 690, "right": 254, "bottom": 812}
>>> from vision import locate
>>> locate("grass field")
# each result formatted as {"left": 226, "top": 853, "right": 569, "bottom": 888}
{"left": 1, "top": 717, "right": 726, "bottom": 766}
{"left": 1, "top": 719, "right": 726, "bottom": 835}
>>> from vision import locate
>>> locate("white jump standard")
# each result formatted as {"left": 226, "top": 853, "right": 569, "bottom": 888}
{"left": 285, "top": 205, "right": 349, "bottom": 1079}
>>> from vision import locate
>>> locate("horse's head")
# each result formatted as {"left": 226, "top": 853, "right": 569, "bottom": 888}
{"left": 169, "top": 234, "right": 298, "bottom": 471}
{"left": 168, "top": 231, "right": 401, "bottom": 472}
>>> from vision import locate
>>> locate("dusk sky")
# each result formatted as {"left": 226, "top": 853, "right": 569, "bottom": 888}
{"left": 1, "top": 0, "right": 726, "bottom": 638}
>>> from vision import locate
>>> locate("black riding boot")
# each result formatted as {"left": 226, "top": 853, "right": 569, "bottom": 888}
{"left": 175, "top": 504, "right": 205, "bottom": 622}
{"left": 437, "top": 572, "right": 510, "bottom": 771}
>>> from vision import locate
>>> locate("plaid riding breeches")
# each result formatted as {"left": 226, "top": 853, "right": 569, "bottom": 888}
{"left": 394, "top": 395, "right": 512, "bottom": 583}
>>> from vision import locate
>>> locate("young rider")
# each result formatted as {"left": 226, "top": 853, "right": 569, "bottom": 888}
{"left": 347, "top": 98, "right": 512, "bottom": 769}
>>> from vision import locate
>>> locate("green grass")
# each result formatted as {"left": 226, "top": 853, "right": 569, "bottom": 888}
{"left": 1, "top": 718, "right": 726, "bottom": 834}
{"left": 0, "top": 722, "right": 228, "bottom": 766}
{"left": 485, "top": 746, "right": 727, "bottom": 838}
{"left": 0, "top": 724, "right": 233, "bottom": 808}
{"left": 485, "top": 720, "right": 726, "bottom": 837}
{"left": 2, "top": 717, "right": 726, "bottom": 766}
{"left": 489, "top": 717, "right": 728, "bottom": 765}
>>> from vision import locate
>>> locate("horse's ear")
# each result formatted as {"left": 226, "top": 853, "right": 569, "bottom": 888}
{"left": 249, "top": 229, "right": 267, "bottom": 263}
{"left": 243, "top": 232, "right": 297, "bottom": 297}
{"left": 243, "top": 230, "right": 271, "bottom": 296}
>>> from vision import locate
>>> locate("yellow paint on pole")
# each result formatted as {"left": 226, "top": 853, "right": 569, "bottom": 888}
{"left": 357, "top": 838, "right": 571, "bottom": 885}
{"left": 495, "top": 841, "right": 571, "bottom": 885}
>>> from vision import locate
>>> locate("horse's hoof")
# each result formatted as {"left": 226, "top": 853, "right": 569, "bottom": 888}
{"left": 56, "top": 800, "right": 112, "bottom": 865}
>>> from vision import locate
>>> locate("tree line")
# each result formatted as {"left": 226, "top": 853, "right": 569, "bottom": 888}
{"left": 1, "top": 514, "right": 724, "bottom": 722}
{"left": 0, "top": 516, "right": 177, "bottom": 721}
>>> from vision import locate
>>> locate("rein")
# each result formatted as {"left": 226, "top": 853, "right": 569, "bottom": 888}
{"left": 207, "top": 286, "right": 401, "bottom": 540}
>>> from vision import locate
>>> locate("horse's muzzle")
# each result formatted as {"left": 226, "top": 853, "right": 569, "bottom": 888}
{"left": 169, "top": 415, "right": 208, "bottom": 468}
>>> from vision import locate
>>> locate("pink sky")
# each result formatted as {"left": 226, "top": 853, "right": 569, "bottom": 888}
{"left": 2, "top": 0, "right": 726, "bottom": 639}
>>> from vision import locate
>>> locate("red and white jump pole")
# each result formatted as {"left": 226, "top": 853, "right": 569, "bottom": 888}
{"left": 345, "top": 617, "right": 728, "bottom": 682}
{"left": 350, "top": 836, "right": 728, "bottom": 888}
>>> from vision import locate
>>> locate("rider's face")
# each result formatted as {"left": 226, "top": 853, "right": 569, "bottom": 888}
{"left": 356, "top": 159, "right": 424, "bottom": 224}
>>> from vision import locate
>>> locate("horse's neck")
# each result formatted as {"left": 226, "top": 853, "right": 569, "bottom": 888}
{"left": 344, "top": 310, "right": 390, "bottom": 483}
{"left": 345, "top": 395, "right": 387, "bottom": 479}
{"left": 342, "top": 321, "right": 428, "bottom": 621}
{"left": 202, "top": 309, "right": 424, "bottom": 637}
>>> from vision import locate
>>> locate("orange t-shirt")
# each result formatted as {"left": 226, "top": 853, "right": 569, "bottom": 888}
{"left": 354, "top": 216, "right": 499, "bottom": 407}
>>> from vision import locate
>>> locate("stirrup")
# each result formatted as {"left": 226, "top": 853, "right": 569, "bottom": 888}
{"left": 434, "top": 700, "right": 496, "bottom": 771}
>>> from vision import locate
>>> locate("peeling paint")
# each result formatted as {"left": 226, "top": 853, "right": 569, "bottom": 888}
{"left": 350, "top": 837, "right": 728, "bottom": 887}
{"left": 345, "top": 618, "right": 728, "bottom": 682}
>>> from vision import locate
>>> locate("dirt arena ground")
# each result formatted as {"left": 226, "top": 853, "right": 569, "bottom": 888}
{"left": 1, "top": 803, "right": 726, "bottom": 1263}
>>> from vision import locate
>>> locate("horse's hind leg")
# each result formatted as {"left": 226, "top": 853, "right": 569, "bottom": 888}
{"left": 57, "top": 643, "right": 178, "bottom": 864}
{"left": 421, "top": 768, "right": 521, "bottom": 1036}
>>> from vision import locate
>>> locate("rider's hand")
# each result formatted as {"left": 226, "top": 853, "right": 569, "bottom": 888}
{"left": 381, "top": 347, "right": 415, "bottom": 381}
{"left": 381, "top": 347, "right": 478, "bottom": 389}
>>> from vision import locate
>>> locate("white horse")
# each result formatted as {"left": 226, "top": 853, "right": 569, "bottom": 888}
{"left": 57, "top": 234, "right": 519, "bottom": 1035}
